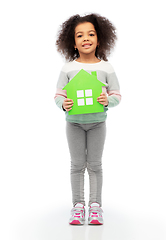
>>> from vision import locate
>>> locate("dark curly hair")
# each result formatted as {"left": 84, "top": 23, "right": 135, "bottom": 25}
{"left": 56, "top": 13, "right": 117, "bottom": 61}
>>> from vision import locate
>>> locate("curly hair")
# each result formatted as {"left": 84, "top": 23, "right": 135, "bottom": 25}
{"left": 56, "top": 13, "right": 117, "bottom": 61}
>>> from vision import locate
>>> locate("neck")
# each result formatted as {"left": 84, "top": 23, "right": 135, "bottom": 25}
{"left": 76, "top": 54, "right": 100, "bottom": 64}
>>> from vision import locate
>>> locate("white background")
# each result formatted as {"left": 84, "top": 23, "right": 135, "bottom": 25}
{"left": 0, "top": 0, "right": 166, "bottom": 239}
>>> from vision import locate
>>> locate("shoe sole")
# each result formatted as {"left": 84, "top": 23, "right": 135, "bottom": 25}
{"left": 88, "top": 217, "right": 103, "bottom": 225}
{"left": 69, "top": 219, "right": 85, "bottom": 225}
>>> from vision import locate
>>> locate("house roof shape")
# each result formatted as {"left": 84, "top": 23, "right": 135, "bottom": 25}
{"left": 63, "top": 69, "right": 106, "bottom": 115}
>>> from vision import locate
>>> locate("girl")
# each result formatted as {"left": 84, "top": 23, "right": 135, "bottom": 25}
{"left": 54, "top": 13, "right": 121, "bottom": 225}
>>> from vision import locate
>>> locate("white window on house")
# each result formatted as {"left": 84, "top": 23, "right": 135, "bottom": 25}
{"left": 77, "top": 90, "right": 84, "bottom": 98}
{"left": 85, "top": 89, "right": 92, "bottom": 97}
{"left": 77, "top": 89, "right": 93, "bottom": 106}
{"left": 86, "top": 98, "right": 93, "bottom": 105}
{"left": 77, "top": 98, "right": 85, "bottom": 106}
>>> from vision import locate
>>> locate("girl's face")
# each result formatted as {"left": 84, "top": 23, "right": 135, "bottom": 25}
{"left": 74, "top": 22, "right": 99, "bottom": 59}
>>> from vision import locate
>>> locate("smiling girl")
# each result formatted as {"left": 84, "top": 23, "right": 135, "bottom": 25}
{"left": 54, "top": 13, "right": 121, "bottom": 225}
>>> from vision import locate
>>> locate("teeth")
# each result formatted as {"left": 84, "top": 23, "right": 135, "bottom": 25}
{"left": 83, "top": 44, "right": 91, "bottom": 47}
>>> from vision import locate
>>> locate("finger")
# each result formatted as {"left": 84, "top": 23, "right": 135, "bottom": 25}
{"left": 64, "top": 100, "right": 74, "bottom": 105}
{"left": 64, "top": 100, "right": 73, "bottom": 105}
{"left": 97, "top": 97, "right": 106, "bottom": 101}
{"left": 98, "top": 98, "right": 107, "bottom": 104}
{"left": 97, "top": 96, "right": 102, "bottom": 100}
{"left": 66, "top": 104, "right": 73, "bottom": 108}
{"left": 98, "top": 94, "right": 106, "bottom": 98}
{"left": 64, "top": 101, "right": 73, "bottom": 109}
{"left": 66, "top": 99, "right": 73, "bottom": 103}
{"left": 97, "top": 100, "right": 104, "bottom": 105}
{"left": 66, "top": 108, "right": 72, "bottom": 112}
{"left": 65, "top": 102, "right": 73, "bottom": 106}
{"left": 66, "top": 104, "right": 73, "bottom": 111}
{"left": 99, "top": 101, "right": 106, "bottom": 104}
{"left": 100, "top": 93, "right": 106, "bottom": 96}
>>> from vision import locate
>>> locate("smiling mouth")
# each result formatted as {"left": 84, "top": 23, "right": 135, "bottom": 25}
{"left": 82, "top": 43, "right": 92, "bottom": 48}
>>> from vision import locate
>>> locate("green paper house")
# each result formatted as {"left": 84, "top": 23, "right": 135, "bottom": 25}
{"left": 63, "top": 69, "right": 106, "bottom": 115}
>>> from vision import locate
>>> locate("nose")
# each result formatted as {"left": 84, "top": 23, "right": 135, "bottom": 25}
{"left": 83, "top": 35, "right": 89, "bottom": 41}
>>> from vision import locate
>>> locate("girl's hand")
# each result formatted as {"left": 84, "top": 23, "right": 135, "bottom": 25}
{"left": 63, "top": 98, "right": 74, "bottom": 111}
{"left": 97, "top": 93, "right": 108, "bottom": 106}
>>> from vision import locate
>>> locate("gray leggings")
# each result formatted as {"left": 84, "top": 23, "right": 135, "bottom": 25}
{"left": 66, "top": 121, "right": 106, "bottom": 207}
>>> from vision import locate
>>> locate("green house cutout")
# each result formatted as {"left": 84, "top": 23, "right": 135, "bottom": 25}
{"left": 63, "top": 69, "right": 106, "bottom": 115}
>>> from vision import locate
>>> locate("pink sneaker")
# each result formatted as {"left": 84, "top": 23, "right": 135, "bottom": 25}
{"left": 88, "top": 203, "right": 103, "bottom": 225}
{"left": 69, "top": 203, "right": 85, "bottom": 225}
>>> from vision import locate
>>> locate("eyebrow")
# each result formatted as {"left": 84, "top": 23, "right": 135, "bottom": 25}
{"left": 76, "top": 30, "right": 96, "bottom": 35}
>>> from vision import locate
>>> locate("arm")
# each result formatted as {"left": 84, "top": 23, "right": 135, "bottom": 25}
{"left": 107, "top": 90, "right": 121, "bottom": 107}
{"left": 54, "top": 88, "right": 67, "bottom": 110}
{"left": 105, "top": 66, "right": 122, "bottom": 107}
{"left": 54, "top": 69, "right": 71, "bottom": 111}
{"left": 54, "top": 89, "right": 73, "bottom": 112}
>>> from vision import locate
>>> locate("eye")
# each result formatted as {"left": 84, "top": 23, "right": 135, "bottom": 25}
{"left": 77, "top": 34, "right": 82, "bottom": 38}
{"left": 89, "top": 33, "right": 95, "bottom": 36}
